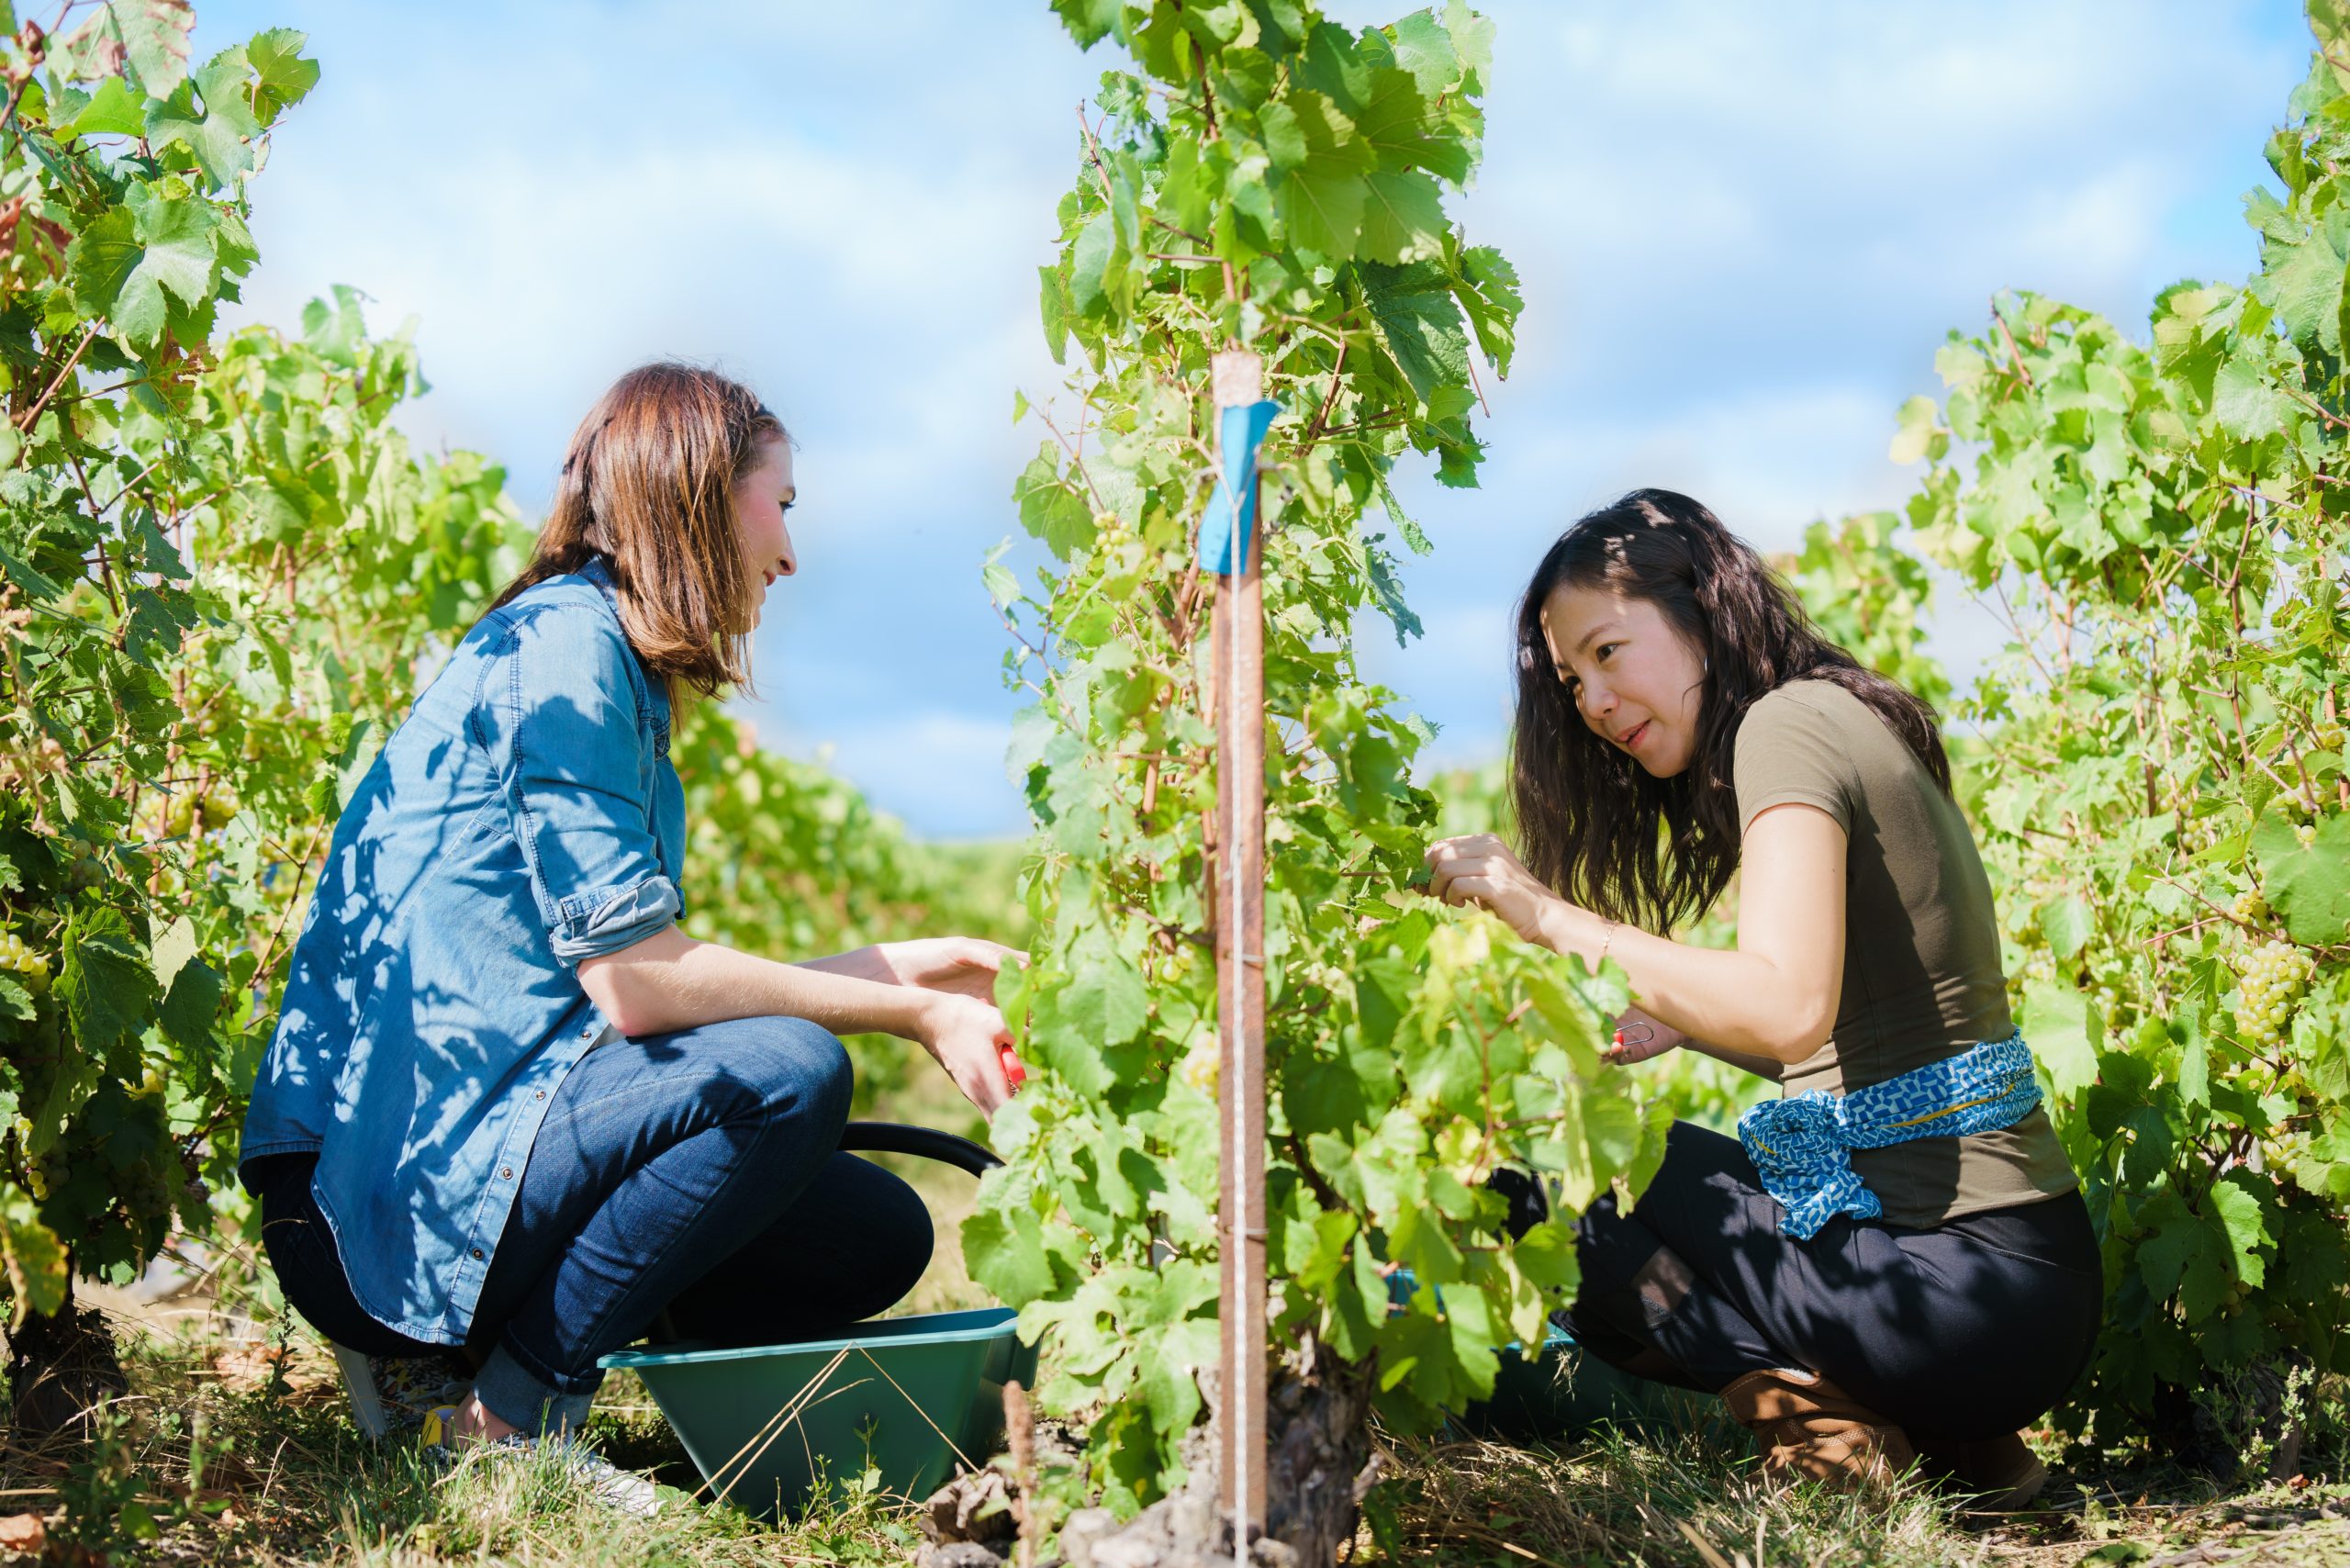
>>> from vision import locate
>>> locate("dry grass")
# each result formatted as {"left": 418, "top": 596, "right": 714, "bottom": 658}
{"left": 8, "top": 1061, "right": 2341, "bottom": 1568}
{"left": 0, "top": 1299, "right": 2344, "bottom": 1567}
{"left": 1364, "top": 1422, "right": 2350, "bottom": 1567}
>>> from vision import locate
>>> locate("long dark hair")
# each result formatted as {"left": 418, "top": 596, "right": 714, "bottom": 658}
{"left": 1509, "top": 488, "right": 1952, "bottom": 935}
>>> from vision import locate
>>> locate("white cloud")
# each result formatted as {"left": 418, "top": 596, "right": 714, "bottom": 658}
{"left": 190, "top": 0, "right": 2309, "bottom": 834}
{"left": 1357, "top": 0, "right": 2302, "bottom": 768}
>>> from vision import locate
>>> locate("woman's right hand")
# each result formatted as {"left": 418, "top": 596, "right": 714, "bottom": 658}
{"left": 917, "top": 991, "right": 1017, "bottom": 1117}
{"left": 1605, "top": 1004, "right": 1686, "bottom": 1066}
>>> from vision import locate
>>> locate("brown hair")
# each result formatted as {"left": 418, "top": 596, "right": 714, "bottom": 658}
{"left": 490, "top": 362, "right": 786, "bottom": 703}
{"left": 1510, "top": 488, "right": 1952, "bottom": 935}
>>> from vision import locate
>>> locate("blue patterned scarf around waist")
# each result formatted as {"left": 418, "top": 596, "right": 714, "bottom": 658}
{"left": 1736, "top": 1030, "right": 2042, "bottom": 1240}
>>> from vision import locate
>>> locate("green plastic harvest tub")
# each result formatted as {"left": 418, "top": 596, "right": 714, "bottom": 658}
{"left": 600, "top": 1122, "right": 1035, "bottom": 1519}
{"left": 602, "top": 1305, "right": 1037, "bottom": 1519}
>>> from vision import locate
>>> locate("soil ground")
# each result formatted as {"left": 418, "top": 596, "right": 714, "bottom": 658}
{"left": 6, "top": 1070, "right": 2329, "bottom": 1566}
{"left": 0, "top": 1239, "right": 2330, "bottom": 1568}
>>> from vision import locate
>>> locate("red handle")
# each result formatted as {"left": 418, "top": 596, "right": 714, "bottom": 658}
{"left": 1000, "top": 1044, "right": 1026, "bottom": 1090}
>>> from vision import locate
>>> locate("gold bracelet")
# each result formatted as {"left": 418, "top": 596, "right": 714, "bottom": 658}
{"left": 1597, "top": 918, "right": 1618, "bottom": 967}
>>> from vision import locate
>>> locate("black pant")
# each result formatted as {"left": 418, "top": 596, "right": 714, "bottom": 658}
{"left": 1563, "top": 1122, "right": 2102, "bottom": 1442}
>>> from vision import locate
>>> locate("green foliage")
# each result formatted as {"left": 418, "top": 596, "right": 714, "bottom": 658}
{"left": 0, "top": 6, "right": 327, "bottom": 1314}
{"left": 1774, "top": 511, "right": 1951, "bottom": 713}
{"left": 1859, "top": 8, "right": 2350, "bottom": 1454}
{"left": 0, "top": 5, "right": 967, "bottom": 1327}
{"left": 969, "top": 1, "right": 1660, "bottom": 1508}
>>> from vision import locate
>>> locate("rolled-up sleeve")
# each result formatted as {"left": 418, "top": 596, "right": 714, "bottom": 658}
{"left": 482, "top": 607, "right": 679, "bottom": 966}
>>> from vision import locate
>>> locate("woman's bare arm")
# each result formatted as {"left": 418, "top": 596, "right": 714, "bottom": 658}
{"left": 576, "top": 926, "right": 1014, "bottom": 1114}
{"left": 1607, "top": 1004, "right": 1785, "bottom": 1081}
{"left": 1557, "top": 804, "right": 1845, "bottom": 1062}
{"left": 1430, "top": 803, "right": 1847, "bottom": 1064}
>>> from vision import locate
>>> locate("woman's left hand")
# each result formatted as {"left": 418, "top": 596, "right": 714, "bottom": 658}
{"left": 871, "top": 937, "right": 1026, "bottom": 1000}
{"left": 1423, "top": 834, "right": 1564, "bottom": 946}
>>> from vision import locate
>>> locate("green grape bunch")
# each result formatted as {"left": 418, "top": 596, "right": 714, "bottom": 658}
{"left": 0, "top": 931, "right": 50, "bottom": 993}
{"left": 2234, "top": 937, "right": 2314, "bottom": 1047}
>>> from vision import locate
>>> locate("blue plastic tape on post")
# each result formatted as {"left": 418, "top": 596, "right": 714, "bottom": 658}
{"left": 1198, "top": 398, "right": 1280, "bottom": 576}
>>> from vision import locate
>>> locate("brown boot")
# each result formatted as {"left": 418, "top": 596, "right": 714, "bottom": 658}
{"left": 1914, "top": 1430, "right": 2047, "bottom": 1513}
{"left": 1719, "top": 1368, "right": 1916, "bottom": 1492}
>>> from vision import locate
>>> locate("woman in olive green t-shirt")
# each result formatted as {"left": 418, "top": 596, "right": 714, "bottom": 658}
{"left": 1424, "top": 488, "right": 2099, "bottom": 1508}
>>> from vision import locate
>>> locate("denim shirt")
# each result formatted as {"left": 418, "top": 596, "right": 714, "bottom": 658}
{"left": 241, "top": 557, "right": 687, "bottom": 1343}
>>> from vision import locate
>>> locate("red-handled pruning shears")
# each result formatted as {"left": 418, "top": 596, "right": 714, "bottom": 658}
{"left": 1000, "top": 1044, "right": 1026, "bottom": 1092}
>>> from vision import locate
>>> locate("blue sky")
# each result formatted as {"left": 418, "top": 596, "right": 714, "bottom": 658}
{"left": 195, "top": 2, "right": 2311, "bottom": 838}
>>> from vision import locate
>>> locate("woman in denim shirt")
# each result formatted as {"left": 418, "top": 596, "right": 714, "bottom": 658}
{"left": 241, "top": 364, "right": 1018, "bottom": 1486}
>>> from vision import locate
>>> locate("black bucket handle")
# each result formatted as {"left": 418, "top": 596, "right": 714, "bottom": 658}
{"left": 836, "top": 1120, "right": 1002, "bottom": 1178}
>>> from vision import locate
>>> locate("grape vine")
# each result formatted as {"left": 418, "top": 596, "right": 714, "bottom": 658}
{"left": 1851, "top": 0, "right": 2350, "bottom": 1459}
{"left": 0, "top": 3, "right": 973, "bottom": 1338}
{"left": 968, "top": 0, "right": 1658, "bottom": 1515}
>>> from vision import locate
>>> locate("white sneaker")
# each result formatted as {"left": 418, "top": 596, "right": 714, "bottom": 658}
{"left": 420, "top": 1407, "right": 661, "bottom": 1518}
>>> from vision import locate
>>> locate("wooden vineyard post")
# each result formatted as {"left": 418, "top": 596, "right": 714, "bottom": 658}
{"left": 1206, "top": 349, "right": 1276, "bottom": 1555}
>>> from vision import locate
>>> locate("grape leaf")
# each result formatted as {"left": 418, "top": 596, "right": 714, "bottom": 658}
{"left": 2212, "top": 349, "right": 2288, "bottom": 440}
{"left": 0, "top": 539, "right": 63, "bottom": 602}
{"left": 1360, "top": 258, "right": 1469, "bottom": 403}
{"left": 244, "top": 28, "right": 319, "bottom": 125}
{"left": 2037, "top": 895, "right": 2095, "bottom": 960}
{"left": 2208, "top": 1176, "right": 2271, "bottom": 1289}
{"left": 1263, "top": 93, "right": 1371, "bottom": 259}
{"left": 1443, "top": 0, "right": 1494, "bottom": 79}
{"left": 2023, "top": 980, "right": 2100, "bottom": 1098}
{"left": 1453, "top": 245, "right": 1520, "bottom": 375}
{"left": 1350, "top": 67, "right": 1470, "bottom": 184}
{"left": 963, "top": 1207, "right": 1056, "bottom": 1305}
{"left": 2263, "top": 209, "right": 2350, "bottom": 352}
{"left": 2255, "top": 806, "right": 2350, "bottom": 946}
{"left": 61, "top": 911, "right": 154, "bottom": 1053}
{"left": 61, "top": 76, "right": 149, "bottom": 140}
{"left": 2135, "top": 1192, "right": 2202, "bottom": 1298}
{"left": 68, "top": 189, "right": 218, "bottom": 347}
{"left": 1063, "top": 952, "right": 1148, "bottom": 1047}
{"left": 1069, "top": 210, "right": 1120, "bottom": 316}
{"left": 1358, "top": 168, "right": 1445, "bottom": 263}
{"left": 1386, "top": 9, "right": 1458, "bottom": 94}
{"left": 1051, "top": 0, "right": 1123, "bottom": 47}
{"left": 149, "top": 914, "right": 197, "bottom": 995}
{"left": 144, "top": 46, "right": 265, "bottom": 190}
{"left": 0, "top": 1189, "right": 67, "bottom": 1322}
{"left": 1013, "top": 450, "right": 1095, "bottom": 563}
{"left": 158, "top": 958, "right": 221, "bottom": 1049}
{"left": 300, "top": 285, "right": 368, "bottom": 366}
{"left": 57, "top": 0, "right": 195, "bottom": 98}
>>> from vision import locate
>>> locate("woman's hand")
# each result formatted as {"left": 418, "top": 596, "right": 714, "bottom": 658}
{"left": 915, "top": 991, "right": 1017, "bottom": 1117}
{"left": 1605, "top": 1004, "right": 1685, "bottom": 1066}
{"left": 1423, "top": 834, "right": 1566, "bottom": 946}
{"left": 870, "top": 937, "right": 1026, "bottom": 1000}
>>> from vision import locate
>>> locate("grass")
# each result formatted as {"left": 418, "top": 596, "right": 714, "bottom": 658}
{"left": 1, "top": 1293, "right": 2346, "bottom": 1566}
{"left": 12, "top": 1063, "right": 2341, "bottom": 1565}
{"left": 1367, "top": 1422, "right": 2350, "bottom": 1567}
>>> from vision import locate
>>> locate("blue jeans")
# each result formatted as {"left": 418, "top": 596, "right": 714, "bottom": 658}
{"left": 253, "top": 1014, "right": 934, "bottom": 1433}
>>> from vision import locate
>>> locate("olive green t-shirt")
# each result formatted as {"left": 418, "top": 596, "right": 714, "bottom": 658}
{"left": 1732, "top": 679, "right": 2076, "bottom": 1228}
